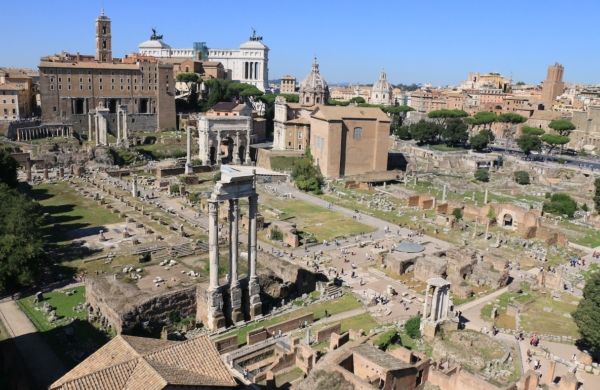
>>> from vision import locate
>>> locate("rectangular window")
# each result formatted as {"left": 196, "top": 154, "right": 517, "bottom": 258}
{"left": 353, "top": 127, "right": 363, "bottom": 140}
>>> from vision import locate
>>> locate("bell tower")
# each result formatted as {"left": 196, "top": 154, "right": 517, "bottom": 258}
{"left": 95, "top": 10, "right": 112, "bottom": 62}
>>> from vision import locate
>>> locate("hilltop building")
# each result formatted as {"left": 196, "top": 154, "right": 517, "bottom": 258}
{"left": 39, "top": 11, "right": 176, "bottom": 134}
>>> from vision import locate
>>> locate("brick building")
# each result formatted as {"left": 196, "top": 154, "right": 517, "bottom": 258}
{"left": 38, "top": 11, "right": 176, "bottom": 135}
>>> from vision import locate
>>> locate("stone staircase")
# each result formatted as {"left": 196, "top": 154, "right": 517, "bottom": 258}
{"left": 172, "top": 242, "right": 193, "bottom": 257}
{"left": 322, "top": 284, "right": 343, "bottom": 299}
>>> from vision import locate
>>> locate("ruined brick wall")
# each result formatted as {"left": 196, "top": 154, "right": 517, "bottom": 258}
{"left": 266, "top": 313, "right": 314, "bottom": 336}
{"left": 427, "top": 366, "right": 516, "bottom": 390}
{"left": 247, "top": 327, "right": 269, "bottom": 345}
{"left": 214, "top": 334, "right": 238, "bottom": 354}
{"left": 316, "top": 322, "right": 341, "bottom": 343}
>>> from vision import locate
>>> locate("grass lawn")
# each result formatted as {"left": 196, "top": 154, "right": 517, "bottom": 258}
{"left": 519, "top": 292, "right": 580, "bottom": 338}
{"left": 17, "top": 287, "right": 110, "bottom": 367}
{"left": 30, "top": 183, "right": 121, "bottom": 243}
{"left": 218, "top": 294, "right": 363, "bottom": 345}
{"left": 560, "top": 221, "right": 600, "bottom": 248}
{"left": 270, "top": 156, "right": 302, "bottom": 172}
{"left": 261, "top": 197, "right": 374, "bottom": 242}
{"left": 339, "top": 312, "right": 379, "bottom": 333}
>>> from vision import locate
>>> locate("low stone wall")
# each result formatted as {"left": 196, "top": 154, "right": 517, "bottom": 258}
{"left": 155, "top": 165, "right": 211, "bottom": 178}
{"left": 266, "top": 313, "right": 313, "bottom": 336}
{"left": 247, "top": 327, "right": 269, "bottom": 345}
{"left": 316, "top": 322, "right": 341, "bottom": 343}
{"left": 214, "top": 334, "right": 238, "bottom": 354}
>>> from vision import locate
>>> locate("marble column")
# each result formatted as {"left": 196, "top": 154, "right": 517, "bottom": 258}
{"left": 442, "top": 184, "right": 447, "bottom": 203}
{"left": 185, "top": 126, "right": 192, "bottom": 175}
{"left": 116, "top": 111, "right": 121, "bottom": 145}
{"left": 216, "top": 131, "right": 221, "bottom": 165}
{"left": 207, "top": 199, "right": 225, "bottom": 329}
{"left": 432, "top": 286, "right": 440, "bottom": 322}
{"left": 248, "top": 193, "right": 261, "bottom": 318}
{"left": 246, "top": 121, "right": 252, "bottom": 164}
{"left": 95, "top": 116, "right": 100, "bottom": 146}
{"left": 229, "top": 199, "right": 242, "bottom": 322}
{"left": 484, "top": 188, "right": 489, "bottom": 205}
{"left": 422, "top": 284, "right": 430, "bottom": 320}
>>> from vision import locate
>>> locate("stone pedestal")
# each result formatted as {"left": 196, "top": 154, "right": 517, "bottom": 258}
{"left": 248, "top": 277, "right": 262, "bottom": 318}
{"left": 230, "top": 284, "right": 243, "bottom": 323}
{"left": 207, "top": 288, "right": 226, "bottom": 330}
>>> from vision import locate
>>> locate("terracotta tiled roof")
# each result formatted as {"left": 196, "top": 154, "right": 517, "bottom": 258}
{"left": 311, "top": 105, "right": 390, "bottom": 122}
{"left": 50, "top": 335, "right": 237, "bottom": 390}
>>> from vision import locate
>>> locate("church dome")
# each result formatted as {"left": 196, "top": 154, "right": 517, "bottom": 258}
{"left": 372, "top": 70, "right": 391, "bottom": 94}
{"left": 300, "top": 58, "right": 328, "bottom": 93}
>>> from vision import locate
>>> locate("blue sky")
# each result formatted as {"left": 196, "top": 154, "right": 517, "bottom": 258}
{"left": 1, "top": 0, "right": 599, "bottom": 85}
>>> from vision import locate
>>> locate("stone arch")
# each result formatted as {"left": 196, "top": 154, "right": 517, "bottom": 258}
{"left": 503, "top": 213, "right": 513, "bottom": 227}
{"left": 223, "top": 136, "right": 234, "bottom": 164}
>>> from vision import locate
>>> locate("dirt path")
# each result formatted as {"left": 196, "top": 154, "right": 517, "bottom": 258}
{"left": 0, "top": 300, "right": 66, "bottom": 389}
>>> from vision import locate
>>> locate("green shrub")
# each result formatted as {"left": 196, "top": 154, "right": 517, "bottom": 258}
{"left": 474, "top": 169, "right": 490, "bottom": 182}
{"left": 514, "top": 171, "right": 530, "bottom": 185}
{"left": 405, "top": 316, "right": 421, "bottom": 339}
{"left": 543, "top": 193, "right": 577, "bottom": 218}
{"left": 375, "top": 330, "right": 399, "bottom": 351}
{"left": 270, "top": 226, "right": 283, "bottom": 241}
{"left": 452, "top": 208, "right": 463, "bottom": 220}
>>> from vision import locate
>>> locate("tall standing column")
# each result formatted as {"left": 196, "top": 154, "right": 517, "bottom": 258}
{"left": 234, "top": 132, "right": 241, "bottom": 164}
{"left": 432, "top": 286, "right": 440, "bottom": 322}
{"left": 185, "top": 126, "right": 192, "bottom": 174}
{"left": 229, "top": 199, "right": 242, "bottom": 322}
{"left": 95, "top": 116, "right": 100, "bottom": 146}
{"left": 422, "top": 284, "right": 430, "bottom": 320}
{"left": 116, "top": 110, "right": 121, "bottom": 145}
{"left": 207, "top": 199, "right": 225, "bottom": 329}
{"left": 208, "top": 200, "right": 219, "bottom": 290}
{"left": 245, "top": 121, "right": 252, "bottom": 164}
{"left": 442, "top": 184, "right": 447, "bottom": 203}
{"left": 248, "top": 192, "right": 261, "bottom": 318}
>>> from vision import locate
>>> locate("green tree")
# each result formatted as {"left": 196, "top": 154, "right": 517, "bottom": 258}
{"left": 470, "top": 129, "right": 495, "bottom": 152}
{"left": 176, "top": 72, "right": 200, "bottom": 84}
{"left": 394, "top": 125, "right": 412, "bottom": 140}
{"left": 541, "top": 133, "right": 570, "bottom": 155}
{"left": 467, "top": 111, "right": 497, "bottom": 130}
{"left": 384, "top": 105, "right": 414, "bottom": 131}
{"left": 474, "top": 168, "right": 490, "bottom": 182}
{"left": 516, "top": 134, "right": 543, "bottom": 155}
{"left": 428, "top": 109, "right": 468, "bottom": 126}
{"left": 573, "top": 271, "right": 600, "bottom": 359}
{"left": 291, "top": 149, "right": 324, "bottom": 194}
{"left": 0, "top": 184, "right": 46, "bottom": 292}
{"left": 521, "top": 126, "right": 545, "bottom": 136}
{"left": 543, "top": 193, "right": 578, "bottom": 218}
{"left": 548, "top": 119, "right": 576, "bottom": 136}
{"left": 0, "top": 149, "right": 18, "bottom": 188}
{"left": 497, "top": 113, "right": 526, "bottom": 145}
{"left": 410, "top": 120, "right": 441, "bottom": 145}
{"left": 349, "top": 96, "right": 366, "bottom": 104}
{"left": 405, "top": 316, "right": 421, "bottom": 339}
{"left": 514, "top": 171, "right": 530, "bottom": 185}
{"left": 594, "top": 178, "right": 600, "bottom": 212}
{"left": 441, "top": 118, "right": 469, "bottom": 147}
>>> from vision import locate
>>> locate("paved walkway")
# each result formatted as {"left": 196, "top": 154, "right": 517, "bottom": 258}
{"left": 0, "top": 300, "right": 66, "bottom": 389}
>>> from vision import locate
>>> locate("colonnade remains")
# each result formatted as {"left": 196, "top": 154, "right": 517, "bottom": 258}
{"left": 421, "top": 277, "right": 451, "bottom": 339}
{"left": 87, "top": 103, "right": 129, "bottom": 147}
{"left": 206, "top": 166, "right": 261, "bottom": 330}
{"left": 16, "top": 125, "right": 73, "bottom": 142}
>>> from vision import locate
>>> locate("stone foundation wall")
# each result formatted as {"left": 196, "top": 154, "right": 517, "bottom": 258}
{"left": 247, "top": 327, "right": 269, "bottom": 345}
{"left": 316, "top": 322, "right": 341, "bottom": 343}
{"left": 266, "top": 313, "right": 313, "bottom": 336}
{"left": 119, "top": 286, "right": 197, "bottom": 333}
{"left": 214, "top": 334, "right": 238, "bottom": 354}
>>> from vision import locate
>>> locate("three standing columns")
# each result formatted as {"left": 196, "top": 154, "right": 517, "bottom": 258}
{"left": 206, "top": 193, "right": 261, "bottom": 330}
